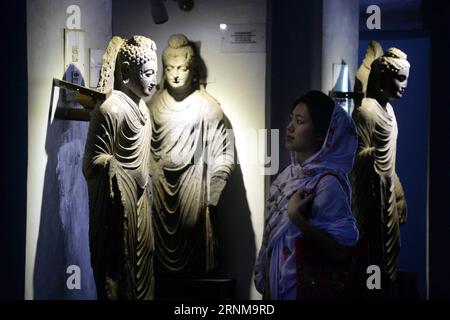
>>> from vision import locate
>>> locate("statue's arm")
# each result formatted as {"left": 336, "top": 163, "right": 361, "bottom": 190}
{"left": 393, "top": 172, "right": 407, "bottom": 224}
{"left": 208, "top": 114, "right": 235, "bottom": 207}
{"left": 209, "top": 173, "right": 229, "bottom": 207}
{"left": 353, "top": 109, "right": 375, "bottom": 161}
{"left": 83, "top": 102, "right": 119, "bottom": 179}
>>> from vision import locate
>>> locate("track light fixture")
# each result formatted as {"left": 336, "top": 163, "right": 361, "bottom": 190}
{"left": 150, "top": 0, "right": 194, "bottom": 24}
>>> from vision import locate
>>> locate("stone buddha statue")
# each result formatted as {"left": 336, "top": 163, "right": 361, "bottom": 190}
{"left": 83, "top": 35, "right": 157, "bottom": 299}
{"left": 147, "top": 34, "right": 234, "bottom": 277}
{"left": 351, "top": 47, "right": 410, "bottom": 293}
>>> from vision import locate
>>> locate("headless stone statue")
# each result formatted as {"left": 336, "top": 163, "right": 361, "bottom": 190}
{"left": 350, "top": 47, "right": 410, "bottom": 296}
{"left": 83, "top": 36, "right": 158, "bottom": 299}
{"left": 147, "top": 34, "right": 234, "bottom": 277}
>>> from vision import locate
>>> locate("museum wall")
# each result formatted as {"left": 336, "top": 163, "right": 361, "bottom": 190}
{"left": 111, "top": 0, "right": 266, "bottom": 299}
{"left": 268, "top": 0, "right": 359, "bottom": 177}
{"left": 322, "top": 0, "right": 359, "bottom": 94}
{"left": 26, "top": 0, "right": 112, "bottom": 299}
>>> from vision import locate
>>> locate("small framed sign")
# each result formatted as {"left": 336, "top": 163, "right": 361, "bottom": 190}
{"left": 64, "top": 28, "right": 86, "bottom": 82}
{"left": 220, "top": 23, "right": 266, "bottom": 53}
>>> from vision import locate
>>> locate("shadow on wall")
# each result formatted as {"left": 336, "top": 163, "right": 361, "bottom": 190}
{"left": 216, "top": 146, "right": 256, "bottom": 300}
{"left": 33, "top": 65, "right": 96, "bottom": 299}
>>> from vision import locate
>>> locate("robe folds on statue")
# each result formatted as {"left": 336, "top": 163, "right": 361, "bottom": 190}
{"left": 148, "top": 89, "right": 234, "bottom": 276}
{"left": 350, "top": 97, "right": 407, "bottom": 282}
{"left": 83, "top": 90, "right": 154, "bottom": 299}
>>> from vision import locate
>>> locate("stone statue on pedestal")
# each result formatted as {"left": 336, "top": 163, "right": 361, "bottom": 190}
{"left": 147, "top": 34, "right": 235, "bottom": 277}
{"left": 350, "top": 45, "right": 410, "bottom": 294}
{"left": 83, "top": 35, "right": 158, "bottom": 299}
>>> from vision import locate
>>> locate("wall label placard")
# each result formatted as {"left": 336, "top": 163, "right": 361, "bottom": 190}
{"left": 64, "top": 29, "right": 86, "bottom": 81}
{"left": 220, "top": 23, "right": 266, "bottom": 53}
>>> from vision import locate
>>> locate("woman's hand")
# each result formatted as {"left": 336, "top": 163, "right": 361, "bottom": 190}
{"left": 287, "top": 188, "right": 314, "bottom": 226}
{"left": 288, "top": 188, "right": 354, "bottom": 263}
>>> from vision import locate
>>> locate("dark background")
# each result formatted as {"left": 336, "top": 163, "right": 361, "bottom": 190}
{"left": 0, "top": 0, "right": 27, "bottom": 300}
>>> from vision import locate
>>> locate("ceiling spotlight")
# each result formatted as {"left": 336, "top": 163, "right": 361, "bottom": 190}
{"left": 150, "top": 0, "right": 194, "bottom": 24}
{"left": 178, "top": 0, "right": 194, "bottom": 11}
{"left": 150, "top": 0, "right": 168, "bottom": 24}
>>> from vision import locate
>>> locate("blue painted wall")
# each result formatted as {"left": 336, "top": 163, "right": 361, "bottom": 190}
{"left": 27, "top": 0, "right": 112, "bottom": 299}
{"left": 359, "top": 34, "right": 429, "bottom": 299}
{"left": 33, "top": 105, "right": 96, "bottom": 299}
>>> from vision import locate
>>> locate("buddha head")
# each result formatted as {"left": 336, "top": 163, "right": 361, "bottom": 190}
{"left": 162, "top": 34, "right": 203, "bottom": 99}
{"left": 367, "top": 48, "right": 410, "bottom": 101}
{"left": 117, "top": 35, "right": 158, "bottom": 100}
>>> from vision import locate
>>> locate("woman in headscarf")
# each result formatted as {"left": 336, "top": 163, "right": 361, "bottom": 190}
{"left": 255, "top": 90, "right": 359, "bottom": 300}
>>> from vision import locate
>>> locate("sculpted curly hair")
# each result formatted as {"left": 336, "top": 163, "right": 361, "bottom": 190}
{"left": 118, "top": 35, "right": 157, "bottom": 69}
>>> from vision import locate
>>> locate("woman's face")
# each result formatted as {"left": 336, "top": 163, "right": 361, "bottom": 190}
{"left": 285, "top": 103, "right": 323, "bottom": 154}
{"left": 164, "top": 55, "right": 193, "bottom": 91}
{"left": 382, "top": 66, "right": 410, "bottom": 100}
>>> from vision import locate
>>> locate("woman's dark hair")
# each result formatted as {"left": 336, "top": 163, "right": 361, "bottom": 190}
{"left": 291, "top": 90, "right": 335, "bottom": 136}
